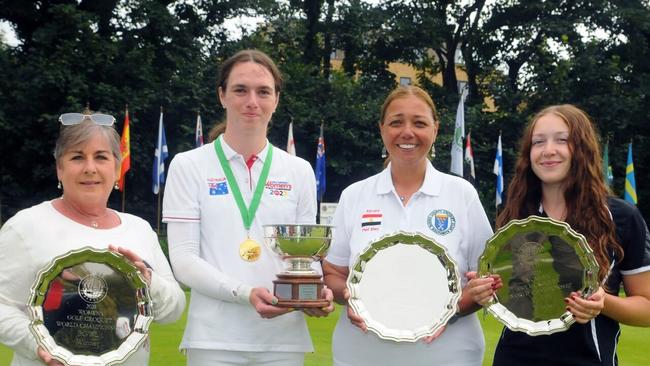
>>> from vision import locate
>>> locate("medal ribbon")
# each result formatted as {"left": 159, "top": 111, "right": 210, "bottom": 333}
{"left": 214, "top": 136, "right": 273, "bottom": 230}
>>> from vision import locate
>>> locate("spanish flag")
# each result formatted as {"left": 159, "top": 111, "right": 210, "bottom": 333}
{"left": 117, "top": 107, "right": 131, "bottom": 191}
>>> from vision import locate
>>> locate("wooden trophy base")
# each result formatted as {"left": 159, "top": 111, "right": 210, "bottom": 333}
{"left": 273, "top": 273, "right": 328, "bottom": 308}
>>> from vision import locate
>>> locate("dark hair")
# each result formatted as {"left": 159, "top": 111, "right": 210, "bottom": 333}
{"left": 216, "top": 49, "right": 283, "bottom": 96}
{"left": 497, "top": 104, "right": 623, "bottom": 283}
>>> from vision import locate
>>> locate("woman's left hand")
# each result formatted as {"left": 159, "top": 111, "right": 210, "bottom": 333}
{"left": 302, "top": 285, "right": 335, "bottom": 318}
{"left": 108, "top": 244, "right": 151, "bottom": 285}
{"left": 566, "top": 287, "right": 605, "bottom": 324}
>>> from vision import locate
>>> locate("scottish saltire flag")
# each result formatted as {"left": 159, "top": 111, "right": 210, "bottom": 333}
{"left": 624, "top": 143, "right": 637, "bottom": 205}
{"left": 464, "top": 131, "right": 476, "bottom": 186}
{"left": 602, "top": 141, "right": 613, "bottom": 187}
{"left": 287, "top": 122, "right": 296, "bottom": 155}
{"left": 315, "top": 123, "right": 326, "bottom": 201}
{"left": 195, "top": 113, "right": 203, "bottom": 148}
{"left": 494, "top": 134, "right": 504, "bottom": 207}
{"left": 152, "top": 110, "right": 169, "bottom": 195}
{"left": 450, "top": 89, "right": 467, "bottom": 176}
{"left": 117, "top": 106, "right": 131, "bottom": 191}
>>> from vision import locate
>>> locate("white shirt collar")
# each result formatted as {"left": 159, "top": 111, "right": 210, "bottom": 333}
{"left": 376, "top": 161, "right": 442, "bottom": 197}
{"left": 218, "top": 135, "right": 270, "bottom": 163}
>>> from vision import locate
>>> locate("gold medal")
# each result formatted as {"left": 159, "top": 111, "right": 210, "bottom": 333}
{"left": 239, "top": 238, "right": 262, "bottom": 262}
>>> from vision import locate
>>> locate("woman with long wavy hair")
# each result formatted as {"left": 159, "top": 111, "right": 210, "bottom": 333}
{"left": 488, "top": 104, "right": 650, "bottom": 366}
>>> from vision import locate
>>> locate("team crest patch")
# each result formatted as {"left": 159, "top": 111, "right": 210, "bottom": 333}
{"left": 427, "top": 209, "right": 456, "bottom": 235}
{"left": 207, "top": 177, "right": 228, "bottom": 196}
{"left": 361, "top": 210, "right": 382, "bottom": 232}
{"left": 266, "top": 180, "right": 293, "bottom": 197}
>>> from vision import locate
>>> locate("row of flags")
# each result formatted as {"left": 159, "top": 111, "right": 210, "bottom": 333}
{"left": 451, "top": 95, "right": 639, "bottom": 207}
{"left": 450, "top": 88, "right": 505, "bottom": 208}
{"left": 116, "top": 103, "right": 639, "bottom": 210}
{"left": 285, "top": 121, "right": 327, "bottom": 202}
{"left": 602, "top": 140, "right": 638, "bottom": 204}
{"left": 117, "top": 108, "right": 328, "bottom": 205}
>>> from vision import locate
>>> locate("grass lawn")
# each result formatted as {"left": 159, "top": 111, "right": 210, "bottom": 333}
{"left": 2, "top": 300, "right": 648, "bottom": 365}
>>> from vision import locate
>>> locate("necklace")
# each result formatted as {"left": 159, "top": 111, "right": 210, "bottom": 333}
{"left": 60, "top": 198, "right": 110, "bottom": 229}
{"left": 399, "top": 196, "right": 406, "bottom": 202}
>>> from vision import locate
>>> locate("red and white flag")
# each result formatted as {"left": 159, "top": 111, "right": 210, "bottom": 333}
{"left": 464, "top": 132, "right": 476, "bottom": 185}
{"left": 287, "top": 122, "right": 296, "bottom": 155}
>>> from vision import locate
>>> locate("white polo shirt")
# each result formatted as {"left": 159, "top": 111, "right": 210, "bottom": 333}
{"left": 163, "top": 136, "right": 317, "bottom": 352}
{"left": 327, "top": 163, "right": 493, "bottom": 366}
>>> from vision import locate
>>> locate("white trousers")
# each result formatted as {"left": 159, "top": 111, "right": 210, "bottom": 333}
{"left": 186, "top": 349, "right": 304, "bottom": 366}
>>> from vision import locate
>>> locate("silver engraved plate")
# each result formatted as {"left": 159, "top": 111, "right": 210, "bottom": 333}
{"left": 478, "top": 216, "right": 599, "bottom": 336}
{"left": 28, "top": 247, "right": 153, "bottom": 366}
{"left": 347, "top": 231, "right": 461, "bottom": 342}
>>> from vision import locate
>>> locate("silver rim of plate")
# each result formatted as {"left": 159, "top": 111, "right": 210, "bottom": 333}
{"left": 478, "top": 216, "right": 600, "bottom": 336}
{"left": 28, "top": 247, "right": 153, "bottom": 366}
{"left": 347, "top": 231, "right": 461, "bottom": 342}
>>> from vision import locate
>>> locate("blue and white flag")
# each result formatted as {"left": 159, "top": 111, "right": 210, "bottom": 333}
{"left": 624, "top": 142, "right": 637, "bottom": 205}
{"left": 152, "top": 110, "right": 169, "bottom": 195}
{"left": 195, "top": 113, "right": 203, "bottom": 148}
{"left": 450, "top": 88, "right": 467, "bottom": 176}
{"left": 315, "top": 123, "right": 326, "bottom": 201}
{"left": 494, "top": 134, "right": 504, "bottom": 208}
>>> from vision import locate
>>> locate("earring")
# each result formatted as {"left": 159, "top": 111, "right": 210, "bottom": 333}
{"left": 430, "top": 145, "right": 436, "bottom": 159}
{"left": 381, "top": 146, "right": 387, "bottom": 159}
{"left": 57, "top": 181, "right": 62, "bottom": 189}
{"left": 114, "top": 182, "right": 120, "bottom": 190}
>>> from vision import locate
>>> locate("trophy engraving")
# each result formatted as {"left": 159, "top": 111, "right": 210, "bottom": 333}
{"left": 29, "top": 247, "right": 153, "bottom": 365}
{"left": 263, "top": 224, "right": 333, "bottom": 308}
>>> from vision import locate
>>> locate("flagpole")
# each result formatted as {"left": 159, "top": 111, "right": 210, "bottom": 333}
{"left": 157, "top": 187, "right": 162, "bottom": 235}
{"left": 157, "top": 105, "right": 163, "bottom": 235}
{"left": 120, "top": 104, "right": 128, "bottom": 212}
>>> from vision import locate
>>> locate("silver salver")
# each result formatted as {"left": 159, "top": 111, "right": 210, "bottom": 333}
{"left": 28, "top": 247, "right": 153, "bottom": 366}
{"left": 478, "top": 216, "right": 600, "bottom": 336}
{"left": 347, "top": 231, "right": 461, "bottom": 342}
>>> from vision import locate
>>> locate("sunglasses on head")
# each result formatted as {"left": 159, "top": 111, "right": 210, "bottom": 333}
{"left": 58, "top": 113, "right": 116, "bottom": 126}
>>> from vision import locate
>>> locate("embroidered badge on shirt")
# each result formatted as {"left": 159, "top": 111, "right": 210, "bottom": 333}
{"left": 427, "top": 209, "right": 456, "bottom": 235}
{"left": 208, "top": 177, "right": 228, "bottom": 196}
{"left": 265, "top": 180, "right": 292, "bottom": 197}
{"left": 361, "top": 210, "right": 382, "bottom": 232}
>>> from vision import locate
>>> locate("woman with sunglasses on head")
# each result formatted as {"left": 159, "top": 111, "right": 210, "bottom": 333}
{"left": 473, "top": 104, "right": 650, "bottom": 366}
{"left": 0, "top": 111, "right": 186, "bottom": 366}
{"left": 323, "top": 85, "right": 494, "bottom": 366}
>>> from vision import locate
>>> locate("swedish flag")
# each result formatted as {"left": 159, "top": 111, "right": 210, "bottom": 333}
{"left": 624, "top": 143, "right": 637, "bottom": 205}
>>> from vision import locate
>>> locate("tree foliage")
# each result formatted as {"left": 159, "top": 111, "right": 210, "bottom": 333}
{"left": 1, "top": 0, "right": 649, "bottom": 225}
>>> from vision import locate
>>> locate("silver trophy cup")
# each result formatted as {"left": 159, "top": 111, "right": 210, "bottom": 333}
{"left": 263, "top": 224, "right": 332, "bottom": 308}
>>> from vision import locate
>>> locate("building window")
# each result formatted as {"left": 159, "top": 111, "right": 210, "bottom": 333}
{"left": 399, "top": 77, "right": 411, "bottom": 86}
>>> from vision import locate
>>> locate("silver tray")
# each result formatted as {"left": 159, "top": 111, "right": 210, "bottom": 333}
{"left": 28, "top": 247, "right": 153, "bottom": 365}
{"left": 478, "top": 216, "right": 599, "bottom": 335}
{"left": 347, "top": 231, "right": 461, "bottom": 342}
